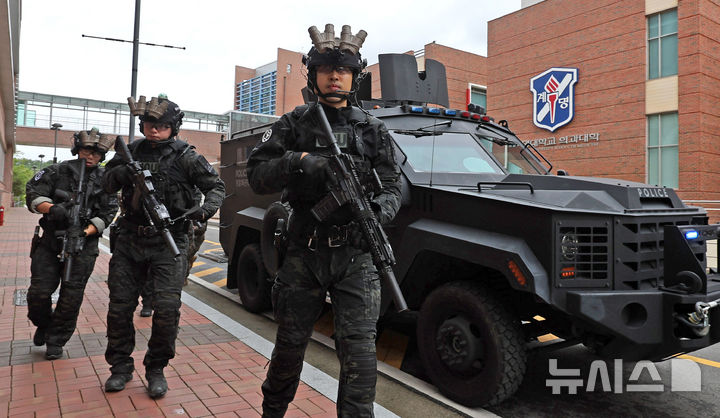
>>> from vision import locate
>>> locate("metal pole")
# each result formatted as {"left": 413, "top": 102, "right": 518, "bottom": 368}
{"left": 128, "top": 0, "right": 141, "bottom": 142}
{"left": 51, "top": 123, "right": 62, "bottom": 163}
{"left": 52, "top": 129, "right": 58, "bottom": 163}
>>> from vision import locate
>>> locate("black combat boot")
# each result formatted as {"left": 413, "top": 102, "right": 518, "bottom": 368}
{"left": 105, "top": 373, "right": 132, "bottom": 392}
{"left": 146, "top": 368, "right": 167, "bottom": 398}
{"left": 33, "top": 327, "right": 46, "bottom": 346}
{"left": 45, "top": 345, "right": 63, "bottom": 360}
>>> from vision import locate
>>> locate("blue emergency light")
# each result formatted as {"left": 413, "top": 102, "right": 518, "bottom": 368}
{"left": 427, "top": 107, "right": 441, "bottom": 114}
{"left": 409, "top": 106, "right": 424, "bottom": 113}
{"left": 685, "top": 230, "right": 699, "bottom": 240}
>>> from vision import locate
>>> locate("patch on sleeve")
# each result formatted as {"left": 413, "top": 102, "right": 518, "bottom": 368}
{"left": 33, "top": 170, "right": 45, "bottom": 181}
{"left": 261, "top": 129, "right": 272, "bottom": 142}
{"left": 195, "top": 155, "right": 216, "bottom": 175}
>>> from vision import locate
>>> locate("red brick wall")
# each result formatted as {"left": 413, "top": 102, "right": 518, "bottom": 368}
{"left": 488, "top": 0, "right": 648, "bottom": 183}
{"left": 489, "top": 0, "right": 720, "bottom": 221}
{"left": 275, "top": 49, "right": 307, "bottom": 115}
{"left": 1, "top": 149, "right": 10, "bottom": 209}
{"left": 16, "top": 126, "right": 73, "bottom": 148}
{"left": 367, "top": 61, "right": 381, "bottom": 100}
{"left": 682, "top": 0, "right": 720, "bottom": 220}
{"left": 682, "top": 0, "right": 720, "bottom": 202}
{"left": 0, "top": 89, "right": 10, "bottom": 208}
{"left": 425, "top": 43, "right": 487, "bottom": 110}
{"left": 177, "top": 129, "right": 223, "bottom": 163}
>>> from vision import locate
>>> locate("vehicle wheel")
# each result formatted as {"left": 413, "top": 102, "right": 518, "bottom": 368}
{"left": 261, "top": 201, "right": 290, "bottom": 276}
{"left": 417, "top": 281, "right": 527, "bottom": 407}
{"left": 237, "top": 243, "right": 271, "bottom": 313}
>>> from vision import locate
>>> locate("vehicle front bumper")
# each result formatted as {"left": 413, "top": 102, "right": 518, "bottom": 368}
{"left": 566, "top": 278, "right": 720, "bottom": 360}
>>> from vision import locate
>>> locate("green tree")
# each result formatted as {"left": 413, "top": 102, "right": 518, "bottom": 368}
{"left": 12, "top": 152, "right": 51, "bottom": 207}
{"left": 12, "top": 163, "right": 34, "bottom": 206}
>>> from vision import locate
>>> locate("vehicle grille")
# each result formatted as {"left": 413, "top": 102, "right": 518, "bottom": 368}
{"left": 614, "top": 217, "right": 696, "bottom": 289}
{"left": 558, "top": 224, "right": 610, "bottom": 283}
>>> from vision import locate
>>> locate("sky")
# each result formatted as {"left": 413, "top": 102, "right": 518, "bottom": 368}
{"left": 16, "top": 1, "right": 521, "bottom": 161}
{"left": 18, "top": 0, "right": 521, "bottom": 115}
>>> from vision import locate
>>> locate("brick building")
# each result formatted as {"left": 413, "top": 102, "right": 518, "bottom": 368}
{"left": 233, "top": 42, "right": 487, "bottom": 116}
{"left": 488, "top": 0, "right": 720, "bottom": 217}
{"left": 0, "top": 0, "right": 20, "bottom": 210}
{"left": 234, "top": 49, "right": 307, "bottom": 116}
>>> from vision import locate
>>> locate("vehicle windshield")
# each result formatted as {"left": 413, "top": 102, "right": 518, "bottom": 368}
{"left": 393, "top": 132, "right": 504, "bottom": 174}
{"left": 392, "top": 131, "right": 546, "bottom": 175}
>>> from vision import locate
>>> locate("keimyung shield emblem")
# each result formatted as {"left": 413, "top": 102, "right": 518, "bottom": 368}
{"left": 530, "top": 67, "right": 578, "bottom": 132}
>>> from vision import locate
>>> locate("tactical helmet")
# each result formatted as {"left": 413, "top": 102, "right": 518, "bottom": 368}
{"left": 303, "top": 24, "right": 368, "bottom": 101}
{"left": 71, "top": 128, "right": 115, "bottom": 161}
{"left": 127, "top": 95, "right": 184, "bottom": 137}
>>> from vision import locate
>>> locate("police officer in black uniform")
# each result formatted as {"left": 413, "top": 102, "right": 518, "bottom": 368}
{"left": 102, "top": 95, "right": 225, "bottom": 398}
{"left": 247, "top": 24, "right": 402, "bottom": 417}
{"left": 25, "top": 129, "right": 118, "bottom": 360}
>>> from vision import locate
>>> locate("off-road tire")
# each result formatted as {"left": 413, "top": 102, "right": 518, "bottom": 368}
{"left": 237, "top": 243, "right": 271, "bottom": 313}
{"left": 417, "top": 280, "right": 527, "bottom": 406}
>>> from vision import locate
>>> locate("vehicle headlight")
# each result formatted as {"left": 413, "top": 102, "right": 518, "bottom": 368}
{"left": 561, "top": 233, "right": 579, "bottom": 261}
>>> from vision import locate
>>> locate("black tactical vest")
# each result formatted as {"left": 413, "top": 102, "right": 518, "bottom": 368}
{"left": 122, "top": 139, "right": 194, "bottom": 222}
{"left": 286, "top": 104, "right": 382, "bottom": 223}
{"left": 37, "top": 160, "right": 105, "bottom": 245}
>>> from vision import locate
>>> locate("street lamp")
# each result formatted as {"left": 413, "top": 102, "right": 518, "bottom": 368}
{"left": 38, "top": 154, "right": 45, "bottom": 166}
{"left": 50, "top": 123, "right": 63, "bottom": 163}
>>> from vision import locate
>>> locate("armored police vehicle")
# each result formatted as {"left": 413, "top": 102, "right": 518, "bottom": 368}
{"left": 219, "top": 54, "right": 720, "bottom": 407}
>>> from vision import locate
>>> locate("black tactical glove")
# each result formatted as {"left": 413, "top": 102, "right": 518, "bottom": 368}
{"left": 48, "top": 204, "right": 68, "bottom": 221}
{"left": 349, "top": 226, "right": 370, "bottom": 252}
{"left": 300, "top": 154, "right": 330, "bottom": 183}
{"left": 112, "top": 165, "right": 135, "bottom": 186}
{"left": 296, "top": 154, "right": 333, "bottom": 198}
{"left": 187, "top": 206, "right": 207, "bottom": 222}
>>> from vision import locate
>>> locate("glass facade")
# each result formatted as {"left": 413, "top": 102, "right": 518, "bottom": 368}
{"left": 236, "top": 71, "right": 277, "bottom": 115}
{"left": 15, "top": 103, "right": 36, "bottom": 126}
{"left": 648, "top": 9, "right": 678, "bottom": 79}
{"left": 647, "top": 113, "right": 678, "bottom": 188}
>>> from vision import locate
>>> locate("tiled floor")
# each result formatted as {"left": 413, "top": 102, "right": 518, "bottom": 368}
{"left": 0, "top": 207, "right": 337, "bottom": 417}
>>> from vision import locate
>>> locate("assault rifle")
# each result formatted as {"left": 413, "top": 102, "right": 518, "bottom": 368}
{"left": 114, "top": 136, "right": 181, "bottom": 258}
{"left": 310, "top": 104, "right": 409, "bottom": 312}
{"left": 57, "top": 159, "right": 89, "bottom": 283}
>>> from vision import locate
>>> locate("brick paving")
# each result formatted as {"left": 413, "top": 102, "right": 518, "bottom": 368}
{"left": 0, "top": 207, "right": 341, "bottom": 417}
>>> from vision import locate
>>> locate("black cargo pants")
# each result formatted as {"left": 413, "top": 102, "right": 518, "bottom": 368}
{"left": 261, "top": 241, "right": 381, "bottom": 418}
{"left": 105, "top": 230, "right": 188, "bottom": 374}
{"left": 28, "top": 239, "right": 98, "bottom": 347}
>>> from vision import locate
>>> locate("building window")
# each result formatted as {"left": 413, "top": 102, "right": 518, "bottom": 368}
{"left": 647, "top": 113, "right": 678, "bottom": 188}
{"left": 16, "top": 103, "right": 37, "bottom": 126}
{"left": 647, "top": 9, "right": 678, "bottom": 79}
{"left": 235, "top": 71, "right": 277, "bottom": 115}
{"left": 469, "top": 84, "right": 486, "bottom": 113}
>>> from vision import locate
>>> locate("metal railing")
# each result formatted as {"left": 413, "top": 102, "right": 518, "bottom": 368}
{"left": 16, "top": 91, "right": 229, "bottom": 134}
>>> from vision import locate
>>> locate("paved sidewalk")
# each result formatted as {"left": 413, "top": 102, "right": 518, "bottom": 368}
{"left": 0, "top": 207, "right": 395, "bottom": 417}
